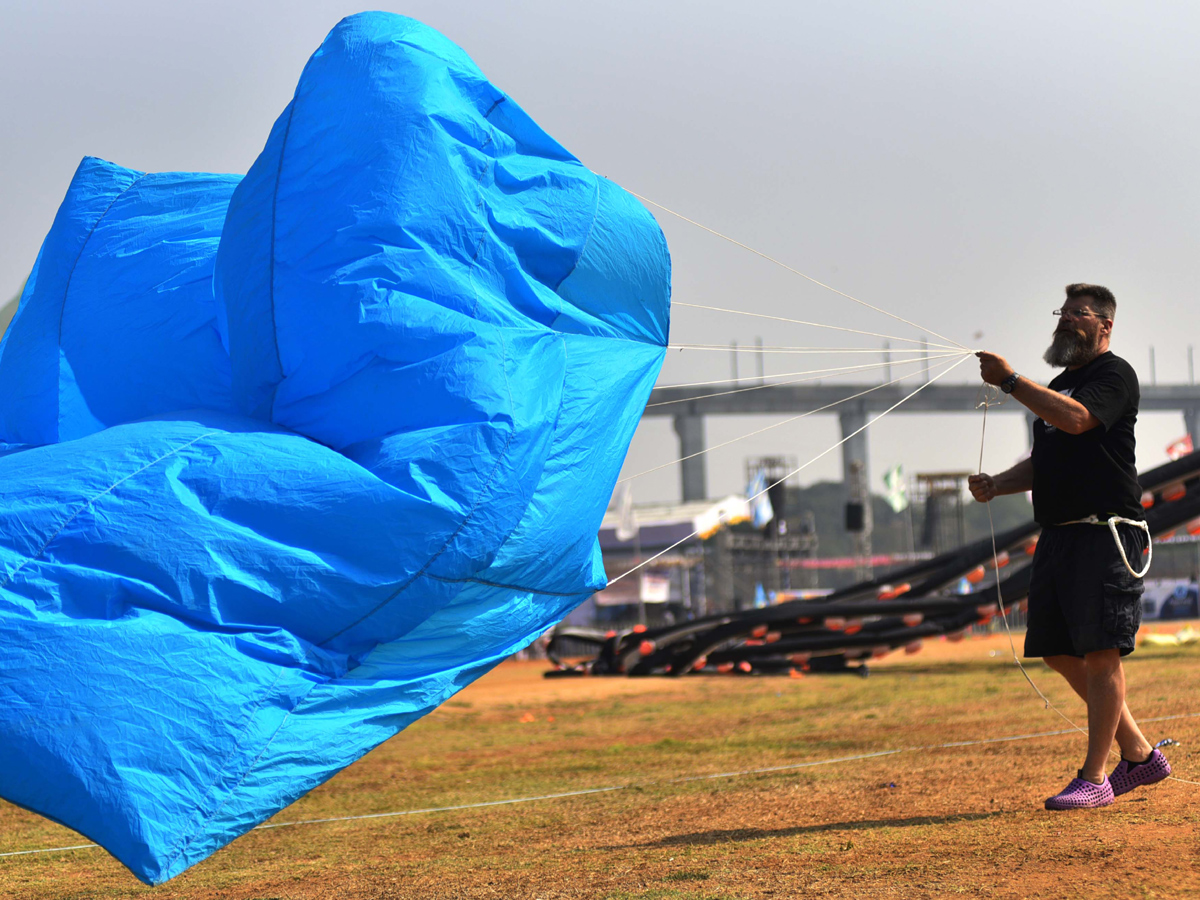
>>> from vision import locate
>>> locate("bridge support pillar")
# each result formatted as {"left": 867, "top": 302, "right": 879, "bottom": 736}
{"left": 1185, "top": 407, "right": 1200, "bottom": 451}
{"left": 674, "top": 414, "right": 707, "bottom": 501}
{"left": 840, "top": 403, "right": 873, "bottom": 577}
{"left": 839, "top": 404, "right": 870, "bottom": 501}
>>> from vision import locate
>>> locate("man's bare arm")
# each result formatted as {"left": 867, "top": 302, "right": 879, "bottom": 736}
{"left": 976, "top": 351, "right": 1101, "bottom": 435}
{"left": 1008, "top": 377, "right": 1101, "bottom": 435}
{"left": 968, "top": 457, "right": 1033, "bottom": 503}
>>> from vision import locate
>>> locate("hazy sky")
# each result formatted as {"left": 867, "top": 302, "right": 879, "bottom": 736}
{"left": 4, "top": 1, "right": 1198, "bottom": 503}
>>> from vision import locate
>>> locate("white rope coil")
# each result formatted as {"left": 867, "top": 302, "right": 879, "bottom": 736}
{"left": 1056, "top": 514, "right": 1153, "bottom": 579}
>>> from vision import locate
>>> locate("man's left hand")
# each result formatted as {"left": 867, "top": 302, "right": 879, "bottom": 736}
{"left": 976, "top": 351, "right": 1015, "bottom": 386}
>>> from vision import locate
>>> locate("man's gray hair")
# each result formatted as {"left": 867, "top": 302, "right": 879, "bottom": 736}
{"left": 1065, "top": 283, "right": 1116, "bottom": 320}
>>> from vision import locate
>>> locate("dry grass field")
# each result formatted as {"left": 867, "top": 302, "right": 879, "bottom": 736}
{"left": 3, "top": 626, "right": 1199, "bottom": 900}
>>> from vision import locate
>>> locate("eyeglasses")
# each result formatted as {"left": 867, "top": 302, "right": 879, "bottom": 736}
{"left": 1053, "top": 308, "right": 1104, "bottom": 321}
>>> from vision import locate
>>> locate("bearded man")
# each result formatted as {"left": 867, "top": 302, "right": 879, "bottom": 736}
{"left": 969, "top": 283, "right": 1170, "bottom": 809}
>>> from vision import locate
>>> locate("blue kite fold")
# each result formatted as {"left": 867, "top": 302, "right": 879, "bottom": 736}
{"left": 0, "top": 12, "right": 669, "bottom": 884}
{"left": 0, "top": 159, "right": 238, "bottom": 450}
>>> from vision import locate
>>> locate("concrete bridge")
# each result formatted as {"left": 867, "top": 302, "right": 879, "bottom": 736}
{"left": 643, "top": 380, "right": 1200, "bottom": 501}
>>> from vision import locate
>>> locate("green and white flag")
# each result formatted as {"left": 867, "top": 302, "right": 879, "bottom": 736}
{"left": 882, "top": 464, "right": 909, "bottom": 513}
{"left": 614, "top": 481, "right": 639, "bottom": 542}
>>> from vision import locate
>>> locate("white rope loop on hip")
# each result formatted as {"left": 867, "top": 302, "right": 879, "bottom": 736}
{"left": 1056, "top": 514, "right": 1153, "bottom": 579}
{"left": 1109, "top": 517, "right": 1153, "bottom": 579}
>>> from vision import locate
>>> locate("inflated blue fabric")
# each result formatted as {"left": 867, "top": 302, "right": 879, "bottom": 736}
{"left": 0, "top": 12, "right": 669, "bottom": 885}
{"left": 0, "top": 158, "right": 238, "bottom": 450}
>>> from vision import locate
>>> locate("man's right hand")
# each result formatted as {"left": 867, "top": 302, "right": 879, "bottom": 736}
{"left": 968, "top": 473, "right": 997, "bottom": 503}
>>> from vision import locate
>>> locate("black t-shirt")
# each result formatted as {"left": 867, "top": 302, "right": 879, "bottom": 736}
{"left": 1031, "top": 351, "right": 1142, "bottom": 526}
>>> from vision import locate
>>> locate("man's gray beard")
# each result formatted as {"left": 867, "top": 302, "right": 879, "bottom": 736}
{"left": 1043, "top": 330, "right": 1099, "bottom": 368}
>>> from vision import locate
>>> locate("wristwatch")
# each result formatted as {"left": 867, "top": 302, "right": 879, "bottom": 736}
{"left": 1000, "top": 372, "right": 1021, "bottom": 394}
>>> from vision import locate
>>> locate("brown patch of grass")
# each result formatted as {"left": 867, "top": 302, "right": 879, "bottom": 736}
{"left": 3, "top": 633, "right": 1200, "bottom": 898}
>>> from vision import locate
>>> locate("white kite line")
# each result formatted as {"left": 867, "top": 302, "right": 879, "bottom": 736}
{"left": 608, "top": 353, "right": 973, "bottom": 586}
{"left": 5, "top": 711, "right": 1197, "bottom": 859}
{"left": 622, "top": 354, "right": 967, "bottom": 484}
{"left": 629, "top": 190, "right": 969, "bottom": 351}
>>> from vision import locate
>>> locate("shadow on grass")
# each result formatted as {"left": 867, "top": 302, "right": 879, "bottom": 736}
{"left": 870, "top": 660, "right": 1035, "bottom": 677}
{"left": 614, "top": 811, "right": 1002, "bottom": 849}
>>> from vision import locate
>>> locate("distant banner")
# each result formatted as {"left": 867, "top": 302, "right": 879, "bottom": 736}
{"left": 593, "top": 570, "right": 673, "bottom": 605}
{"left": 640, "top": 573, "right": 671, "bottom": 603}
{"left": 882, "top": 464, "right": 909, "bottom": 513}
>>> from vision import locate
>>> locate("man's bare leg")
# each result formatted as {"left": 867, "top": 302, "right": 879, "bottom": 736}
{"left": 1044, "top": 652, "right": 1153, "bottom": 781}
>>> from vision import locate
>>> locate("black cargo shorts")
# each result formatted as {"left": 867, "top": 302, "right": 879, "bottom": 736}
{"left": 1024, "top": 521, "right": 1147, "bottom": 658}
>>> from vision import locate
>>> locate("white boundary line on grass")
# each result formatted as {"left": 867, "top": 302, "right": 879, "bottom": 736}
{"left": 4, "top": 711, "right": 1198, "bottom": 860}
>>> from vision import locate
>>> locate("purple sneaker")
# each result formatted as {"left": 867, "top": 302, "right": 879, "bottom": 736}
{"left": 1044, "top": 772, "right": 1114, "bottom": 810}
{"left": 1110, "top": 749, "right": 1172, "bottom": 797}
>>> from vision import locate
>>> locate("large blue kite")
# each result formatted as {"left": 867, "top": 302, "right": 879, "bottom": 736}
{"left": 0, "top": 13, "right": 669, "bottom": 884}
